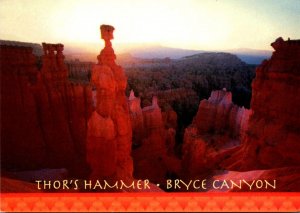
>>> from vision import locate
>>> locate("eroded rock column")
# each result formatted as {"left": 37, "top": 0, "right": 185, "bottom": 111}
{"left": 86, "top": 25, "right": 133, "bottom": 182}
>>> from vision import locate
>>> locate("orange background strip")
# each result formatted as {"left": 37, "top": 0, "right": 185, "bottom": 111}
{"left": 1, "top": 192, "right": 300, "bottom": 212}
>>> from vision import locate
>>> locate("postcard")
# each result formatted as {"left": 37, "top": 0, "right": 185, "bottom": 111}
{"left": 0, "top": 0, "right": 299, "bottom": 212}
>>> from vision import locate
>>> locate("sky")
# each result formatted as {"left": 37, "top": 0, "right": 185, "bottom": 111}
{"left": 0, "top": 0, "right": 299, "bottom": 51}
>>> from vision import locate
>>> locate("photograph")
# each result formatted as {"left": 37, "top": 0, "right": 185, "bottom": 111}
{"left": 1, "top": 0, "right": 299, "bottom": 212}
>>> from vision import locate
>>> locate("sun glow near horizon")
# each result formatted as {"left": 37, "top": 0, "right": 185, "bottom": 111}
{"left": 0, "top": 0, "right": 299, "bottom": 51}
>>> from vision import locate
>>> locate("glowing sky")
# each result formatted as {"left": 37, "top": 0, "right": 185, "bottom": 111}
{"left": 0, "top": 0, "right": 299, "bottom": 51}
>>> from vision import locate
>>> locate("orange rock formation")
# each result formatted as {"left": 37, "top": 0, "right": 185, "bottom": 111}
{"left": 182, "top": 89, "right": 251, "bottom": 177}
{"left": 182, "top": 38, "right": 300, "bottom": 191}
{"left": 1, "top": 43, "right": 93, "bottom": 176}
{"left": 129, "top": 91, "right": 180, "bottom": 184}
{"left": 222, "top": 37, "right": 300, "bottom": 171}
{"left": 86, "top": 25, "right": 133, "bottom": 182}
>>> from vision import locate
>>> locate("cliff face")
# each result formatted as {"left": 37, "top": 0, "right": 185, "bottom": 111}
{"left": 36, "top": 43, "right": 93, "bottom": 175}
{"left": 1, "top": 45, "right": 46, "bottom": 170}
{"left": 1, "top": 43, "right": 93, "bottom": 176}
{"left": 222, "top": 38, "right": 300, "bottom": 170}
{"left": 86, "top": 25, "right": 133, "bottom": 182}
{"left": 182, "top": 89, "right": 251, "bottom": 177}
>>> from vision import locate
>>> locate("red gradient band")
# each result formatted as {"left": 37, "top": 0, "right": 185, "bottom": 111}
{"left": 1, "top": 192, "right": 300, "bottom": 212}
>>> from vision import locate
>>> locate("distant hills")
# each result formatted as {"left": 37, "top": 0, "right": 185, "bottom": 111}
{"left": 124, "top": 45, "right": 204, "bottom": 59}
{"left": 177, "top": 52, "right": 246, "bottom": 67}
{"left": 119, "top": 45, "right": 272, "bottom": 65}
{"left": 224, "top": 48, "right": 272, "bottom": 65}
{"left": 0, "top": 39, "right": 272, "bottom": 65}
{"left": 61, "top": 42, "right": 272, "bottom": 64}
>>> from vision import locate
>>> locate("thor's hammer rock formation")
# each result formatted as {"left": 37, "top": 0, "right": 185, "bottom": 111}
{"left": 86, "top": 25, "right": 133, "bottom": 182}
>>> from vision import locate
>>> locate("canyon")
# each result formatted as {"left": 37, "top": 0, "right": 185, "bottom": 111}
{"left": 181, "top": 37, "right": 300, "bottom": 191}
{"left": 1, "top": 34, "right": 299, "bottom": 192}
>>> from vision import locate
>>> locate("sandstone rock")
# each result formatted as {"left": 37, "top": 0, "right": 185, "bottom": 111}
{"left": 37, "top": 43, "right": 93, "bottom": 175}
{"left": 162, "top": 109, "right": 178, "bottom": 129}
{"left": 193, "top": 89, "right": 251, "bottom": 137}
{"left": 130, "top": 94, "right": 180, "bottom": 184}
{"left": 128, "top": 90, "right": 144, "bottom": 145}
{"left": 182, "top": 38, "right": 300, "bottom": 192}
{"left": 0, "top": 45, "right": 46, "bottom": 170}
{"left": 86, "top": 25, "right": 133, "bottom": 182}
{"left": 87, "top": 111, "right": 116, "bottom": 139}
{"left": 166, "top": 128, "right": 176, "bottom": 155}
{"left": 1, "top": 177, "right": 41, "bottom": 193}
{"left": 182, "top": 127, "right": 207, "bottom": 177}
{"left": 1, "top": 42, "right": 93, "bottom": 177}
{"left": 222, "top": 38, "right": 300, "bottom": 171}
{"left": 142, "top": 96, "right": 164, "bottom": 131}
{"left": 182, "top": 89, "right": 251, "bottom": 177}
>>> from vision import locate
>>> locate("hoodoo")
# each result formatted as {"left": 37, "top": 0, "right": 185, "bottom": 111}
{"left": 86, "top": 25, "right": 133, "bottom": 182}
{"left": 182, "top": 89, "right": 251, "bottom": 177}
{"left": 129, "top": 91, "right": 180, "bottom": 184}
